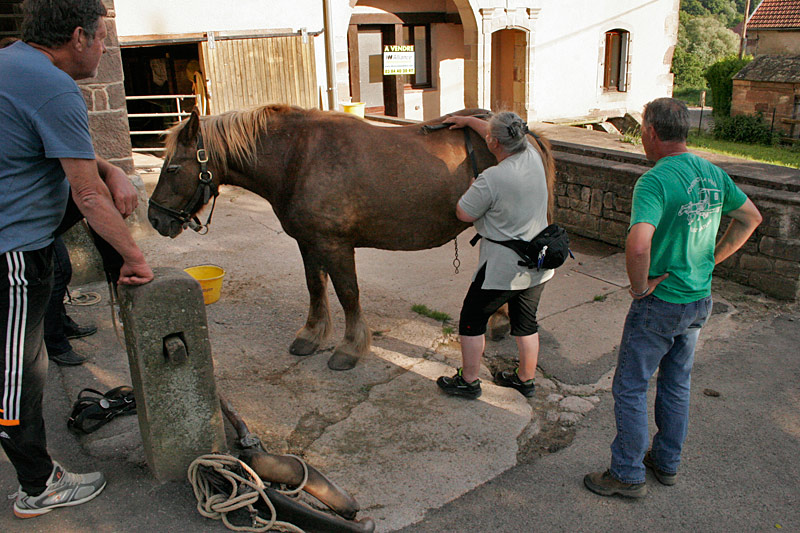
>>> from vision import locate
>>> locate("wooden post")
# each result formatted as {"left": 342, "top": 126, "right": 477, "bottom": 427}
{"left": 739, "top": 0, "right": 751, "bottom": 59}
{"left": 323, "top": 0, "right": 339, "bottom": 110}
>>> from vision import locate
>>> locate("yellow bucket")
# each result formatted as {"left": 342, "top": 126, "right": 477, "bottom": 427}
{"left": 342, "top": 102, "right": 366, "bottom": 118}
{"left": 184, "top": 265, "right": 225, "bottom": 305}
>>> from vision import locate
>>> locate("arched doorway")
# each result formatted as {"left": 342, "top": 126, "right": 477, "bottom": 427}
{"left": 491, "top": 28, "right": 527, "bottom": 117}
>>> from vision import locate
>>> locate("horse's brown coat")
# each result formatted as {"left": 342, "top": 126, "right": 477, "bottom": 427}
{"left": 149, "top": 105, "right": 555, "bottom": 370}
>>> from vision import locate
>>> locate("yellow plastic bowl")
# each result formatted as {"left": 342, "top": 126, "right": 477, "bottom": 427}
{"left": 184, "top": 265, "right": 225, "bottom": 305}
{"left": 342, "top": 102, "right": 366, "bottom": 118}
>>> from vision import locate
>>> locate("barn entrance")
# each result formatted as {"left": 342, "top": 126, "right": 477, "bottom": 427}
{"left": 121, "top": 31, "right": 318, "bottom": 153}
{"left": 121, "top": 43, "right": 203, "bottom": 153}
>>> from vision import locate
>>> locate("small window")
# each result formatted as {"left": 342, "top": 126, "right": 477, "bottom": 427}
{"left": 402, "top": 24, "right": 431, "bottom": 89}
{"left": 603, "top": 29, "right": 629, "bottom": 92}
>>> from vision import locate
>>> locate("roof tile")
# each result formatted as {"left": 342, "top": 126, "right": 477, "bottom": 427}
{"left": 747, "top": 0, "right": 800, "bottom": 29}
{"left": 733, "top": 54, "right": 800, "bottom": 82}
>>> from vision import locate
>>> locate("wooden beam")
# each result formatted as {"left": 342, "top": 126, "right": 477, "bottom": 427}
{"left": 347, "top": 25, "right": 361, "bottom": 103}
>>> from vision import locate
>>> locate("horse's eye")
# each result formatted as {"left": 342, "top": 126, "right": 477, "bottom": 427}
{"left": 166, "top": 164, "right": 181, "bottom": 173}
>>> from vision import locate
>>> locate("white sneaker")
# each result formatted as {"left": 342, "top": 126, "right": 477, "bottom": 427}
{"left": 13, "top": 462, "right": 106, "bottom": 518}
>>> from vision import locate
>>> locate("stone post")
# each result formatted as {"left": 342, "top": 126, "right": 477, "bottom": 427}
{"left": 117, "top": 267, "right": 227, "bottom": 481}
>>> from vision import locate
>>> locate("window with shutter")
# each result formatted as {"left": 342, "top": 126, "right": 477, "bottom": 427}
{"left": 603, "top": 29, "right": 630, "bottom": 92}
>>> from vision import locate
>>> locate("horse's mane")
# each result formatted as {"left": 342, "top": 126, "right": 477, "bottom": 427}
{"left": 164, "top": 104, "right": 304, "bottom": 172}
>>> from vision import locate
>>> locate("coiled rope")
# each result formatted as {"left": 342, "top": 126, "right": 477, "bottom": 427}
{"left": 187, "top": 453, "right": 309, "bottom": 532}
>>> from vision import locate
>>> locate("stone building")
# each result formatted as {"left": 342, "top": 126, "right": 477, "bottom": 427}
{"left": 734, "top": 0, "right": 800, "bottom": 139}
{"left": 744, "top": 0, "right": 800, "bottom": 56}
{"left": 732, "top": 55, "right": 800, "bottom": 138}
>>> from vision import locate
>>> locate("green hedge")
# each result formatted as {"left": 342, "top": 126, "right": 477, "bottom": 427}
{"left": 703, "top": 55, "right": 751, "bottom": 117}
{"left": 712, "top": 113, "right": 779, "bottom": 145}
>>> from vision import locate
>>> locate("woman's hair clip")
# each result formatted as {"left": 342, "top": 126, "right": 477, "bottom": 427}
{"left": 507, "top": 121, "right": 529, "bottom": 138}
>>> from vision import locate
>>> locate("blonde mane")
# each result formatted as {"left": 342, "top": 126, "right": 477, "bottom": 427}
{"left": 164, "top": 105, "right": 298, "bottom": 172}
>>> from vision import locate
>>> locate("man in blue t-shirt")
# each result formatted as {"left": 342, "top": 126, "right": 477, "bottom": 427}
{"left": 585, "top": 98, "right": 762, "bottom": 498}
{"left": 0, "top": 0, "right": 153, "bottom": 519}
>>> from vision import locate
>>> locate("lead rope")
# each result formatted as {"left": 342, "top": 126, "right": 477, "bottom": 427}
{"left": 188, "top": 453, "right": 308, "bottom": 533}
{"left": 453, "top": 238, "right": 460, "bottom": 274}
{"left": 453, "top": 127, "right": 480, "bottom": 275}
{"left": 106, "top": 278, "right": 125, "bottom": 348}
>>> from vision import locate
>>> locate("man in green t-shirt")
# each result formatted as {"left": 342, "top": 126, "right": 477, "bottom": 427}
{"left": 585, "top": 98, "right": 762, "bottom": 498}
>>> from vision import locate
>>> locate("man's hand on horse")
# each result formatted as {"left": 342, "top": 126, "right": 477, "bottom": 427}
{"left": 103, "top": 164, "right": 138, "bottom": 218}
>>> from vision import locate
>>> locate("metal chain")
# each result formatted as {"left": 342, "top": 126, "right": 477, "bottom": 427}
{"left": 453, "top": 238, "right": 460, "bottom": 274}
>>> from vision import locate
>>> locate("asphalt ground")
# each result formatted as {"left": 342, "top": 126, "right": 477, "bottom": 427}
{"left": 1, "top": 132, "right": 798, "bottom": 532}
{"left": 399, "top": 306, "right": 800, "bottom": 533}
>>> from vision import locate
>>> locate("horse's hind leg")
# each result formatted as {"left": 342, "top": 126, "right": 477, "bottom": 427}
{"left": 325, "top": 245, "right": 370, "bottom": 371}
{"left": 290, "top": 242, "right": 332, "bottom": 356}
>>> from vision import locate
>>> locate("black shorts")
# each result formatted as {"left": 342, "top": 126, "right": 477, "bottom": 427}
{"left": 459, "top": 265, "right": 547, "bottom": 337}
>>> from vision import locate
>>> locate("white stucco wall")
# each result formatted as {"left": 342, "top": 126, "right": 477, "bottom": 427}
{"left": 115, "top": 1, "right": 324, "bottom": 37}
{"left": 114, "top": 0, "right": 677, "bottom": 120}
{"left": 511, "top": 0, "right": 677, "bottom": 120}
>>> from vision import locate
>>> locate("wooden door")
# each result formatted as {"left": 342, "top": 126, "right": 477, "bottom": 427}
{"left": 201, "top": 34, "right": 317, "bottom": 113}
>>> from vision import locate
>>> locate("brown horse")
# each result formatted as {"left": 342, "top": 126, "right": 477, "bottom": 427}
{"left": 148, "top": 105, "right": 556, "bottom": 370}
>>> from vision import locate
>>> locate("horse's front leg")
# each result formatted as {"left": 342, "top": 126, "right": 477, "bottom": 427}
{"left": 324, "top": 244, "right": 370, "bottom": 371}
{"left": 290, "top": 241, "right": 332, "bottom": 356}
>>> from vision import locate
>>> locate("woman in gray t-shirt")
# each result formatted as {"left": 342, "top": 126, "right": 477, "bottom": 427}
{"left": 436, "top": 112, "right": 556, "bottom": 400}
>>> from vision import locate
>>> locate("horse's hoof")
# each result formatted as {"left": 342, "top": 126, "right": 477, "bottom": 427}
{"left": 327, "top": 351, "right": 358, "bottom": 371}
{"left": 290, "top": 338, "right": 319, "bottom": 356}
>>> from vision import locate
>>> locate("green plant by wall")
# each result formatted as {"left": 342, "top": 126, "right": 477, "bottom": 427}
{"left": 712, "top": 113, "right": 780, "bottom": 145}
{"left": 704, "top": 55, "right": 751, "bottom": 117}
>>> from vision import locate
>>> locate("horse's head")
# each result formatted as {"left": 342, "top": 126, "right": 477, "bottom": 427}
{"left": 148, "top": 110, "right": 219, "bottom": 238}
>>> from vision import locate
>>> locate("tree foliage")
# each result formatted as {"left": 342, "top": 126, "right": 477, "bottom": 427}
{"left": 682, "top": 15, "right": 740, "bottom": 66}
{"left": 672, "top": 0, "right": 745, "bottom": 91}
{"left": 680, "top": 0, "right": 753, "bottom": 27}
{"left": 704, "top": 55, "right": 751, "bottom": 116}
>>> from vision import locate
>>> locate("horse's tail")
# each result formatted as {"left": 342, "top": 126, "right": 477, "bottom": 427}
{"left": 527, "top": 130, "right": 557, "bottom": 224}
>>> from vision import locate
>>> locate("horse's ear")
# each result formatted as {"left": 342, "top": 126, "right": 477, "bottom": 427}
{"left": 178, "top": 109, "right": 201, "bottom": 146}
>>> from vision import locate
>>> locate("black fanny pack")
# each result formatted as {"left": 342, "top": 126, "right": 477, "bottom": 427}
{"left": 67, "top": 386, "right": 137, "bottom": 434}
{"left": 470, "top": 224, "right": 573, "bottom": 271}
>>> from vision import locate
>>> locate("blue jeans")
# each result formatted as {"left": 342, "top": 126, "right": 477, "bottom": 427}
{"left": 610, "top": 294, "right": 712, "bottom": 484}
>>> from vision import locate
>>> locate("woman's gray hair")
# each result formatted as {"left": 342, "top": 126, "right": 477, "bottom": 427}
{"left": 488, "top": 111, "right": 529, "bottom": 154}
{"left": 22, "top": 0, "right": 107, "bottom": 48}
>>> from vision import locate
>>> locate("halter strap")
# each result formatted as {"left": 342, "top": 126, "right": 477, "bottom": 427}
{"left": 148, "top": 128, "right": 219, "bottom": 234}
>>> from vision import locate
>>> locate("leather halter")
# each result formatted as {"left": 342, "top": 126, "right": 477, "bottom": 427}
{"left": 148, "top": 129, "right": 219, "bottom": 234}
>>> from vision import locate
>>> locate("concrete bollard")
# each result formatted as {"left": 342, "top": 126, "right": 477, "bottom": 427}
{"left": 117, "top": 267, "right": 227, "bottom": 481}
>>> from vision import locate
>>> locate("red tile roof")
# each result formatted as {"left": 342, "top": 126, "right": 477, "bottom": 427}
{"left": 747, "top": 0, "right": 800, "bottom": 29}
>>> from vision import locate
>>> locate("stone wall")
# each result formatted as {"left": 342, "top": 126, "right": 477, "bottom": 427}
{"left": 551, "top": 141, "right": 800, "bottom": 300}
{"left": 66, "top": 0, "right": 150, "bottom": 284}
{"left": 745, "top": 29, "right": 800, "bottom": 56}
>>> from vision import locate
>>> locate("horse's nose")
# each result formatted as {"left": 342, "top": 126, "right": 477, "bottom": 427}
{"left": 148, "top": 213, "right": 160, "bottom": 232}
